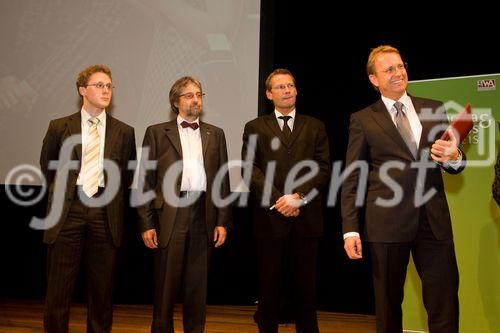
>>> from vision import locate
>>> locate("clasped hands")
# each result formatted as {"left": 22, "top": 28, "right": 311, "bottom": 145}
{"left": 273, "top": 193, "right": 302, "bottom": 217}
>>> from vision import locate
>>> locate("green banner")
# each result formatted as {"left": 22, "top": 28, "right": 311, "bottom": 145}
{"left": 402, "top": 74, "right": 500, "bottom": 332}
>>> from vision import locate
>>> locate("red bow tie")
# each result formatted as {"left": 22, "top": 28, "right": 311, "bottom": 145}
{"left": 181, "top": 121, "right": 199, "bottom": 130}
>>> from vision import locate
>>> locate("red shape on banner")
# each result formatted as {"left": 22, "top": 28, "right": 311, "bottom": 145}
{"left": 440, "top": 103, "right": 473, "bottom": 142}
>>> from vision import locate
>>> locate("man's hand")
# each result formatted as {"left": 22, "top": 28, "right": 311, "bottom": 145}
{"left": 274, "top": 193, "right": 301, "bottom": 217}
{"left": 431, "top": 129, "right": 459, "bottom": 163}
{"left": 142, "top": 229, "right": 158, "bottom": 249}
{"left": 213, "top": 226, "right": 227, "bottom": 248}
{"left": 344, "top": 235, "right": 362, "bottom": 259}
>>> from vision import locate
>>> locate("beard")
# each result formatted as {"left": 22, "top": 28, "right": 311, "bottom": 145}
{"left": 186, "top": 105, "right": 202, "bottom": 117}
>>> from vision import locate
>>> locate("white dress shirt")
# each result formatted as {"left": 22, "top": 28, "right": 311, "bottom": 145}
{"left": 77, "top": 108, "right": 106, "bottom": 187}
{"left": 177, "top": 115, "right": 207, "bottom": 191}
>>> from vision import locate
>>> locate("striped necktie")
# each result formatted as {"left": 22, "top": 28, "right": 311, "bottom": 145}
{"left": 82, "top": 117, "right": 100, "bottom": 197}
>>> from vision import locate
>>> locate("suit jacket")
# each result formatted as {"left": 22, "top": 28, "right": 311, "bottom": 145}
{"left": 40, "top": 111, "right": 137, "bottom": 246}
{"left": 242, "top": 113, "right": 330, "bottom": 238}
{"left": 341, "top": 96, "right": 466, "bottom": 242}
{"left": 137, "top": 120, "right": 231, "bottom": 248}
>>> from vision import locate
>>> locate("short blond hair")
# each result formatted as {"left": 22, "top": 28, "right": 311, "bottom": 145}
{"left": 366, "top": 45, "right": 401, "bottom": 75}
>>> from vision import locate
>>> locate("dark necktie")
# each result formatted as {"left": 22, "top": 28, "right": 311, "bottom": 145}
{"left": 279, "top": 115, "right": 292, "bottom": 139}
{"left": 181, "top": 120, "right": 199, "bottom": 130}
{"left": 394, "top": 101, "right": 417, "bottom": 158}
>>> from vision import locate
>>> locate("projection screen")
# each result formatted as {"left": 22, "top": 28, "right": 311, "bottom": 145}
{"left": 0, "top": 0, "right": 261, "bottom": 191}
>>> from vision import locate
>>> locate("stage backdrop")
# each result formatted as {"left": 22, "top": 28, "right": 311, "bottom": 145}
{"left": 403, "top": 74, "right": 500, "bottom": 332}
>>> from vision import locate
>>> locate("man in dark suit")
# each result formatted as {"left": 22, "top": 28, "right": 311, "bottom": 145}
{"left": 40, "top": 64, "right": 136, "bottom": 333}
{"left": 341, "top": 45, "right": 465, "bottom": 333}
{"left": 138, "top": 76, "right": 231, "bottom": 333}
{"left": 242, "top": 69, "right": 330, "bottom": 333}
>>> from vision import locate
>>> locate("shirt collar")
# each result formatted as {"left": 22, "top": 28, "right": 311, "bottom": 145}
{"left": 81, "top": 108, "right": 106, "bottom": 125}
{"left": 381, "top": 91, "right": 411, "bottom": 113}
{"left": 274, "top": 109, "right": 296, "bottom": 119}
{"left": 177, "top": 115, "right": 200, "bottom": 126}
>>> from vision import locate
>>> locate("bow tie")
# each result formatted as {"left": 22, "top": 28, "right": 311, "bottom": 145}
{"left": 180, "top": 121, "right": 199, "bottom": 130}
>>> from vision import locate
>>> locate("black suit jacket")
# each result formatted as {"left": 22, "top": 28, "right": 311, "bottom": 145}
{"left": 137, "top": 120, "right": 231, "bottom": 248}
{"left": 40, "top": 111, "right": 137, "bottom": 246}
{"left": 341, "top": 96, "right": 466, "bottom": 242}
{"left": 242, "top": 113, "right": 330, "bottom": 238}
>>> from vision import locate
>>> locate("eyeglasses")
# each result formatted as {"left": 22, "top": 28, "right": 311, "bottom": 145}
{"left": 272, "top": 83, "right": 296, "bottom": 91}
{"left": 86, "top": 82, "right": 114, "bottom": 90}
{"left": 179, "top": 92, "right": 205, "bottom": 99}
{"left": 379, "top": 62, "right": 408, "bottom": 75}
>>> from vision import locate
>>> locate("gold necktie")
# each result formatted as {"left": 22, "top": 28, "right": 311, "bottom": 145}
{"left": 82, "top": 117, "right": 100, "bottom": 197}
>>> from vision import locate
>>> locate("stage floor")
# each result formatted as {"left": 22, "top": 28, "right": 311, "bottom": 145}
{"left": 0, "top": 300, "right": 376, "bottom": 332}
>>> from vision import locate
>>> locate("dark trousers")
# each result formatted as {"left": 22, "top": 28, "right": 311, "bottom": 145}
{"left": 369, "top": 209, "right": 459, "bottom": 333}
{"left": 44, "top": 188, "right": 117, "bottom": 333}
{"left": 151, "top": 195, "right": 209, "bottom": 333}
{"left": 255, "top": 231, "right": 319, "bottom": 333}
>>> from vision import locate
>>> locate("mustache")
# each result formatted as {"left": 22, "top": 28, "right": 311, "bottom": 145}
{"left": 187, "top": 106, "right": 202, "bottom": 115}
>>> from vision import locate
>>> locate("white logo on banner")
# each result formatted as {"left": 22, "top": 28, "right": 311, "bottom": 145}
{"left": 477, "top": 79, "right": 496, "bottom": 91}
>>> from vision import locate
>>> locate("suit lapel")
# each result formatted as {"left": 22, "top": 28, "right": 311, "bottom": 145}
{"left": 370, "top": 99, "right": 415, "bottom": 160}
{"left": 165, "top": 120, "right": 183, "bottom": 158}
{"left": 199, "top": 122, "right": 211, "bottom": 158}
{"left": 67, "top": 111, "right": 82, "bottom": 161}
{"left": 104, "top": 114, "right": 120, "bottom": 160}
{"left": 412, "top": 96, "right": 432, "bottom": 156}
{"left": 288, "top": 114, "right": 305, "bottom": 146}
{"left": 264, "top": 114, "right": 291, "bottom": 147}
{"left": 264, "top": 114, "right": 284, "bottom": 140}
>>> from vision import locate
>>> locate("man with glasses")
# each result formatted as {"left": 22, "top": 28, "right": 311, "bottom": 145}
{"left": 40, "top": 64, "right": 136, "bottom": 332}
{"left": 341, "top": 45, "right": 465, "bottom": 333}
{"left": 138, "top": 76, "right": 231, "bottom": 333}
{"left": 242, "top": 68, "right": 330, "bottom": 333}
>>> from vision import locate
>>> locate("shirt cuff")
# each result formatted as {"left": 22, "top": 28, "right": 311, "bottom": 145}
{"left": 443, "top": 149, "right": 462, "bottom": 170}
{"left": 343, "top": 232, "right": 360, "bottom": 240}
